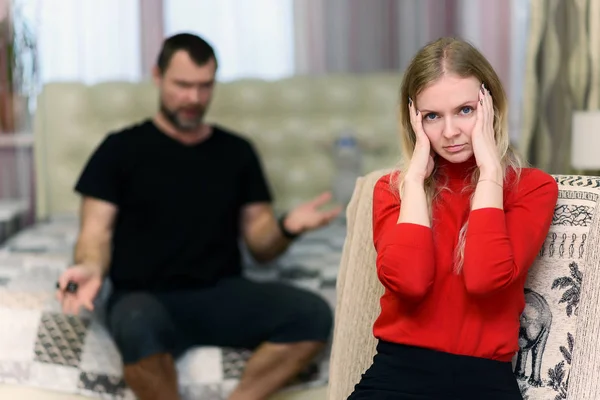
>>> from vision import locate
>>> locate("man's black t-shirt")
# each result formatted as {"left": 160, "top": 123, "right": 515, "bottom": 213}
{"left": 74, "top": 120, "right": 272, "bottom": 291}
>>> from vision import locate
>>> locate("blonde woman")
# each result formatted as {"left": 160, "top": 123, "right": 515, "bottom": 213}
{"left": 348, "top": 38, "right": 558, "bottom": 399}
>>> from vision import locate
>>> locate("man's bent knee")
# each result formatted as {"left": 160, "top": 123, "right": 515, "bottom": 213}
{"left": 306, "top": 294, "right": 334, "bottom": 342}
{"left": 107, "top": 292, "right": 178, "bottom": 364}
{"left": 273, "top": 291, "right": 333, "bottom": 344}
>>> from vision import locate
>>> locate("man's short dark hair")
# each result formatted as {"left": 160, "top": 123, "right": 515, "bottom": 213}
{"left": 156, "top": 33, "right": 218, "bottom": 74}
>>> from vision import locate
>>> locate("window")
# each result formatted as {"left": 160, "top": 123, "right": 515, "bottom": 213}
{"left": 24, "top": 0, "right": 142, "bottom": 84}
{"left": 164, "top": 0, "right": 295, "bottom": 81}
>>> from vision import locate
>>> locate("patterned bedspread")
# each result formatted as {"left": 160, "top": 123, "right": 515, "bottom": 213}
{"left": 0, "top": 216, "right": 346, "bottom": 399}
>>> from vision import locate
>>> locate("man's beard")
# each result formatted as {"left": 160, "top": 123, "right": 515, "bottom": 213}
{"left": 160, "top": 101, "right": 205, "bottom": 132}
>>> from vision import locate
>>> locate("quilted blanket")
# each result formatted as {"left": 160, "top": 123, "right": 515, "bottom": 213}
{"left": 0, "top": 216, "right": 345, "bottom": 399}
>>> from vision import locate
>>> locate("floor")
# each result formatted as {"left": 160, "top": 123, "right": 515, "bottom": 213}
{"left": 0, "top": 384, "right": 327, "bottom": 399}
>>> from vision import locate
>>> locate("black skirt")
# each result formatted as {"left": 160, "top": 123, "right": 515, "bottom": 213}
{"left": 347, "top": 340, "right": 523, "bottom": 400}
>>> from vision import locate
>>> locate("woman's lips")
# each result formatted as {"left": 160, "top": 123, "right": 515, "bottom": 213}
{"left": 444, "top": 144, "right": 466, "bottom": 153}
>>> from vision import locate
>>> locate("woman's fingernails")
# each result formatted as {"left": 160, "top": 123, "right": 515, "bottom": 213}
{"left": 481, "top": 83, "right": 485, "bottom": 94}
{"left": 480, "top": 99, "right": 483, "bottom": 105}
{"left": 416, "top": 110, "right": 419, "bottom": 116}
{"left": 408, "top": 97, "right": 413, "bottom": 107}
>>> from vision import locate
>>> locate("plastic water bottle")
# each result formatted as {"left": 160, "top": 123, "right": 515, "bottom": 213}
{"left": 332, "top": 130, "right": 362, "bottom": 206}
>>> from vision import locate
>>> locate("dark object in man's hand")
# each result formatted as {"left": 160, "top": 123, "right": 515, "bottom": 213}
{"left": 56, "top": 281, "right": 79, "bottom": 293}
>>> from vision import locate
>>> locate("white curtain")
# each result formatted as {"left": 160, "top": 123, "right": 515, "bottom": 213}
{"left": 164, "top": 0, "right": 295, "bottom": 81}
{"left": 22, "top": 0, "right": 142, "bottom": 84}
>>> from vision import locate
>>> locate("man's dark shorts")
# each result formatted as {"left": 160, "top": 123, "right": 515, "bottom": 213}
{"left": 105, "top": 276, "right": 333, "bottom": 364}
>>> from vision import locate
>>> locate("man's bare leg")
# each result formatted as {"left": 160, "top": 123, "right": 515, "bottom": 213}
{"left": 123, "top": 353, "right": 180, "bottom": 400}
{"left": 228, "top": 341, "right": 325, "bottom": 400}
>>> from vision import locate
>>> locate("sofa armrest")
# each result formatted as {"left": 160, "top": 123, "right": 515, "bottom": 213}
{"left": 327, "top": 169, "right": 389, "bottom": 400}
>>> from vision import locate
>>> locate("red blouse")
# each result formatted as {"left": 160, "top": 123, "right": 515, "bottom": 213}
{"left": 371, "top": 157, "right": 558, "bottom": 361}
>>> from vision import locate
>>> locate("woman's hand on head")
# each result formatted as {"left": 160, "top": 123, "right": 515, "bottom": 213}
{"left": 405, "top": 97, "right": 435, "bottom": 184}
{"left": 472, "top": 84, "right": 502, "bottom": 181}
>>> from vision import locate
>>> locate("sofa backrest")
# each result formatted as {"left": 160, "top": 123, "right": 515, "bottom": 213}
{"left": 33, "top": 73, "right": 403, "bottom": 220}
{"left": 328, "top": 171, "right": 600, "bottom": 400}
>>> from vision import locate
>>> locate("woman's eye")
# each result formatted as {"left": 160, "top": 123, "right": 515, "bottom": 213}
{"left": 460, "top": 106, "right": 473, "bottom": 115}
{"left": 424, "top": 113, "right": 437, "bottom": 120}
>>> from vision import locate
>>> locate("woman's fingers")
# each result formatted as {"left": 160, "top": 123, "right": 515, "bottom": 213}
{"left": 408, "top": 97, "right": 426, "bottom": 139}
{"left": 486, "top": 86, "right": 494, "bottom": 134}
{"left": 480, "top": 83, "right": 494, "bottom": 135}
{"left": 407, "top": 97, "right": 434, "bottom": 179}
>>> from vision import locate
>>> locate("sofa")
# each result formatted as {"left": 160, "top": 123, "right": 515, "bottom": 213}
{"left": 0, "top": 74, "right": 405, "bottom": 400}
{"left": 328, "top": 170, "right": 600, "bottom": 399}
{"left": 33, "top": 73, "right": 403, "bottom": 220}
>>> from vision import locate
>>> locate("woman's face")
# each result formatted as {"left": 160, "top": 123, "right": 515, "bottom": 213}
{"left": 415, "top": 74, "right": 482, "bottom": 163}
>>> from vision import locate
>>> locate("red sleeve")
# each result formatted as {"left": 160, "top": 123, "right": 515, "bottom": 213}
{"left": 372, "top": 174, "right": 435, "bottom": 300}
{"left": 462, "top": 169, "right": 558, "bottom": 295}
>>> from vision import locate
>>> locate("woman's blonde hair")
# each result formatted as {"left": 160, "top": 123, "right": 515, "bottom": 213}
{"left": 394, "top": 37, "right": 524, "bottom": 273}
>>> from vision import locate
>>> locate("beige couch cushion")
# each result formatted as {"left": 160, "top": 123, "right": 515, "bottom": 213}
{"left": 328, "top": 172, "right": 600, "bottom": 400}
